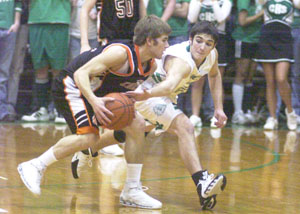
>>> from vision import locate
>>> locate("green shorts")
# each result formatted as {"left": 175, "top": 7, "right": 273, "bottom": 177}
{"left": 29, "top": 24, "right": 69, "bottom": 70}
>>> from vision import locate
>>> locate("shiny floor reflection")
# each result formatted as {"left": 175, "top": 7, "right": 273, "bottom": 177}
{"left": 0, "top": 123, "right": 299, "bottom": 214}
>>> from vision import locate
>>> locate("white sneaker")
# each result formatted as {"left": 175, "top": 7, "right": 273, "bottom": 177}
{"left": 21, "top": 107, "right": 50, "bottom": 122}
{"left": 244, "top": 110, "right": 256, "bottom": 124}
{"left": 196, "top": 171, "right": 226, "bottom": 210}
{"left": 285, "top": 108, "right": 298, "bottom": 131}
{"left": 71, "top": 149, "right": 98, "bottom": 179}
{"left": 54, "top": 115, "right": 66, "bottom": 124}
{"left": 100, "top": 144, "right": 124, "bottom": 156}
{"left": 189, "top": 115, "right": 202, "bottom": 128}
{"left": 210, "top": 116, "right": 227, "bottom": 128}
{"left": 263, "top": 117, "right": 278, "bottom": 130}
{"left": 210, "top": 117, "right": 217, "bottom": 128}
{"left": 231, "top": 111, "right": 246, "bottom": 124}
{"left": 54, "top": 109, "right": 67, "bottom": 124}
{"left": 120, "top": 182, "right": 162, "bottom": 209}
{"left": 17, "top": 159, "right": 46, "bottom": 196}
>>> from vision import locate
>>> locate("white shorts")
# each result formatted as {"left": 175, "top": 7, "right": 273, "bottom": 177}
{"left": 135, "top": 96, "right": 183, "bottom": 134}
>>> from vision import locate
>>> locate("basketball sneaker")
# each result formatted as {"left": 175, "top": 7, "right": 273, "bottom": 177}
{"left": 17, "top": 158, "right": 46, "bottom": 196}
{"left": 189, "top": 115, "right": 202, "bottom": 128}
{"left": 21, "top": 107, "right": 50, "bottom": 122}
{"left": 54, "top": 109, "right": 66, "bottom": 124}
{"left": 263, "top": 117, "right": 278, "bottom": 130}
{"left": 71, "top": 149, "right": 98, "bottom": 179}
{"left": 120, "top": 182, "right": 162, "bottom": 209}
{"left": 285, "top": 108, "right": 298, "bottom": 131}
{"left": 210, "top": 116, "right": 218, "bottom": 128}
{"left": 196, "top": 171, "right": 226, "bottom": 210}
{"left": 210, "top": 116, "right": 227, "bottom": 128}
{"left": 244, "top": 110, "right": 256, "bottom": 124}
{"left": 231, "top": 111, "right": 246, "bottom": 125}
{"left": 100, "top": 144, "right": 124, "bottom": 156}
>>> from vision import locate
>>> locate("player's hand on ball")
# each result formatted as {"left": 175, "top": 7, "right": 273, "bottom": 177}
{"left": 92, "top": 97, "right": 115, "bottom": 126}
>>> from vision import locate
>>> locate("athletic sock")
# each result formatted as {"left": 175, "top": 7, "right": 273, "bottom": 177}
{"left": 192, "top": 170, "right": 207, "bottom": 185}
{"left": 37, "top": 147, "right": 57, "bottom": 167}
{"left": 35, "top": 78, "right": 50, "bottom": 108}
{"left": 243, "top": 83, "right": 254, "bottom": 112}
{"left": 126, "top": 163, "right": 143, "bottom": 184}
{"left": 232, "top": 83, "right": 244, "bottom": 113}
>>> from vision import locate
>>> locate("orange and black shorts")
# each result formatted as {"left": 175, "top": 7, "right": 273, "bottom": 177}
{"left": 52, "top": 71, "right": 99, "bottom": 135}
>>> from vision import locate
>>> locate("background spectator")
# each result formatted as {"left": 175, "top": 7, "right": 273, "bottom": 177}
{"left": 21, "top": 0, "right": 72, "bottom": 123}
{"left": 0, "top": 0, "right": 22, "bottom": 122}
{"left": 231, "top": 0, "right": 264, "bottom": 125}
{"left": 255, "top": 0, "right": 300, "bottom": 130}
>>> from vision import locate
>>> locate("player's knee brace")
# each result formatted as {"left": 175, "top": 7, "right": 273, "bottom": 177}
{"left": 114, "top": 130, "right": 126, "bottom": 143}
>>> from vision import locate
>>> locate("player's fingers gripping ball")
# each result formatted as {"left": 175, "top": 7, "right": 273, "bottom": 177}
{"left": 97, "top": 93, "right": 135, "bottom": 130}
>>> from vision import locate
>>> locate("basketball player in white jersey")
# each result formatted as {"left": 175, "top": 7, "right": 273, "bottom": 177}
{"left": 126, "top": 21, "right": 227, "bottom": 210}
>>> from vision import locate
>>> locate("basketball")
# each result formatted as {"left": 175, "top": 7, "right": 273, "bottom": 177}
{"left": 101, "top": 92, "right": 135, "bottom": 130}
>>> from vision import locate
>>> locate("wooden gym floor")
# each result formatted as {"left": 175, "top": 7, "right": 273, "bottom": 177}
{"left": 0, "top": 123, "right": 299, "bottom": 214}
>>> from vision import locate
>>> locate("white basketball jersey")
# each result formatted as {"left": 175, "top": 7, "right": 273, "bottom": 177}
{"left": 139, "top": 41, "right": 216, "bottom": 103}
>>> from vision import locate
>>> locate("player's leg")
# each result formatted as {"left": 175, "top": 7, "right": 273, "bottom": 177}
{"left": 275, "top": 61, "right": 298, "bottom": 130}
{"left": 17, "top": 132, "right": 99, "bottom": 196}
{"left": 263, "top": 62, "right": 279, "bottom": 130}
{"left": 71, "top": 129, "right": 125, "bottom": 178}
{"left": 119, "top": 112, "right": 162, "bottom": 209}
{"left": 71, "top": 122, "right": 155, "bottom": 179}
{"left": 18, "top": 72, "right": 100, "bottom": 195}
{"left": 167, "top": 114, "right": 226, "bottom": 209}
{"left": 137, "top": 97, "right": 226, "bottom": 209}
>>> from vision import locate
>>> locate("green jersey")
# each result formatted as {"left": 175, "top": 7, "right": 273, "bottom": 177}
{"left": 28, "top": 0, "right": 71, "bottom": 24}
{"left": 264, "top": 0, "right": 294, "bottom": 26}
{"left": 0, "top": 0, "right": 22, "bottom": 29}
{"left": 168, "top": 0, "right": 190, "bottom": 37}
{"left": 232, "top": 0, "right": 263, "bottom": 43}
{"left": 147, "top": 0, "right": 165, "bottom": 17}
{"left": 197, "top": 0, "right": 232, "bottom": 34}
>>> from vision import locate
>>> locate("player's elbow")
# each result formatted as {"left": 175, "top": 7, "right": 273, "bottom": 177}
{"left": 74, "top": 70, "right": 81, "bottom": 86}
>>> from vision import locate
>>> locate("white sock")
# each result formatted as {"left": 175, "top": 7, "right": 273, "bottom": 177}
{"left": 37, "top": 147, "right": 58, "bottom": 166}
{"left": 232, "top": 83, "right": 244, "bottom": 113}
{"left": 126, "top": 164, "right": 143, "bottom": 184}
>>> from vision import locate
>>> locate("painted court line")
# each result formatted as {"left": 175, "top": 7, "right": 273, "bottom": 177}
{"left": 0, "top": 176, "right": 7, "bottom": 180}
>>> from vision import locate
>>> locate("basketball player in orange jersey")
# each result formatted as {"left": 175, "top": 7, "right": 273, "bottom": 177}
{"left": 78, "top": 0, "right": 147, "bottom": 156}
{"left": 17, "top": 15, "right": 171, "bottom": 209}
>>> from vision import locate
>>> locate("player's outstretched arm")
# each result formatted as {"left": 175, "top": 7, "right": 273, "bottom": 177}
{"left": 208, "top": 50, "right": 227, "bottom": 128}
{"left": 126, "top": 56, "right": 190, "bottom": 101}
